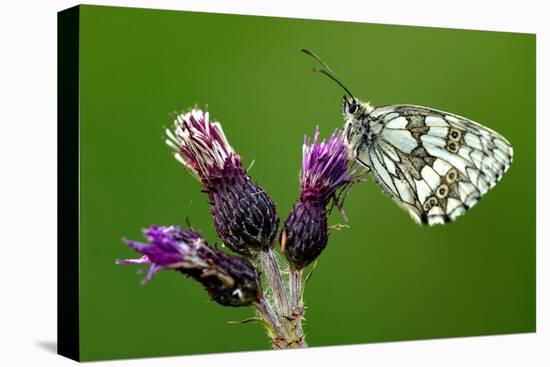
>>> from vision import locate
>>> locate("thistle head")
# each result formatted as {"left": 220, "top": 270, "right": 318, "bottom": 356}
{"left": 282, "top": 127, "right": 362, "bottom": 269}
{"left": 165, "top": 108, "right": 279, "bottom": 256}
{"left": 117, "top": 225, "right": 261, "bottom": 307}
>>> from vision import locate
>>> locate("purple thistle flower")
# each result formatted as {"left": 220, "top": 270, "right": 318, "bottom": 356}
{"left": 116, "top": 225, "right": 262, "bottom": 307}
{"left": 165, "top": 109, "right": 279, "bottom": 256}
{"left": 300, "top": 126, "right": 359, "bottom": 206}
{"left": 282, "top": 127, "right": 361, "bottom": 269}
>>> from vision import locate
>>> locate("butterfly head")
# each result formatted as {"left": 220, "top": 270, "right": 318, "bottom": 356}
{"left": 342, "top": 97, "right": 373, "bottom": 153}
{"left": 342, "top": 95, "right": 358, "bottom": 117}
{"left": 342, "top": 96, "right": 373, "bottom": 118}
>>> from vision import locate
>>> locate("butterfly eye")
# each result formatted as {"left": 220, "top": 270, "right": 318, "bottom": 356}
{"left": 347, "top": 101, "right": 358, "bottom": 114}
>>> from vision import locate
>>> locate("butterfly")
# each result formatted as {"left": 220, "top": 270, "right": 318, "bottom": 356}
{"left": 300, "top": 49, "right": 513, "bottom": 226}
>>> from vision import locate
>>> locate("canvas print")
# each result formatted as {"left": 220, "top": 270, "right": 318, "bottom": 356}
{"left": 58, "top": 5, "right": 536, "bottom": 361}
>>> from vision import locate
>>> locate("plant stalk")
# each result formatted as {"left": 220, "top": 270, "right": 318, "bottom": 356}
{"left": 254, "top": 297, "right": 283, "bottom": 342}
{"left": 258, "top": 248, "right": 290, "bottom": 317}
{"left": 257, "top": 248, "right": 306, "bottom": 348}
{"left": 289, "top": 267, "right": 305, "bottom": 344}
{"left": 289, "top": 267, "right": 303, "bottom": 311}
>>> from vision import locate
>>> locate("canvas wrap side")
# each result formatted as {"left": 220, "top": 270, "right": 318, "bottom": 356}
{"left": 57, "top": 5, "right": 81, "bottom": 362}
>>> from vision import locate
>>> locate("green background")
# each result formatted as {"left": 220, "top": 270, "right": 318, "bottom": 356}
{"left": 78, "top": 5, "right": 536, "bottom": 361}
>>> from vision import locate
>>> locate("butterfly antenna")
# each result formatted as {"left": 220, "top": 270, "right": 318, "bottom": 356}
{"left": 300, "top": 48, "right": 355, "bottom": 100}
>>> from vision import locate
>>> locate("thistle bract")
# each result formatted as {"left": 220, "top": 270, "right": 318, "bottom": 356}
{"left": 117, "top": 225, "right": 261, "bottom": 307}
{"left": 282, "top": 200, "right": 328, "bottom": 270}
{"left": 282, "top": 128, "right": 360, "bottom": 269}
{"left": 166, "top": 109, "right": 279, "bottom": 256}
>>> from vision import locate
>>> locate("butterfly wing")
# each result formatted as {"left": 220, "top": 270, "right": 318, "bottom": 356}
{"left": 357, "top": 104, "right": 513, "bottom": 225}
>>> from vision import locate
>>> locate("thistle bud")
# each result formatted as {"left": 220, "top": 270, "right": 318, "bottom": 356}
{"left": 282, "top": 128, "right": 361, "bottom": 270}
{"left": 165, "top": 109, "right": 279, "bottom": 256}
{"left": 116, "top": 225, "right": 261, "bottom": 307}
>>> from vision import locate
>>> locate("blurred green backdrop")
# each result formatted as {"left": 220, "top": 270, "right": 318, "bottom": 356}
{"left": 78, "top": 5, "right": 535, "bottom": 361}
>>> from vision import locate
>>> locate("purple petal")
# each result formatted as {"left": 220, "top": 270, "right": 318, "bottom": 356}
{"left": 117, "top": 226, "right": 205, "bottom": 283}
{"left": 300, "top": 127, "right": 361, "bottom": 205}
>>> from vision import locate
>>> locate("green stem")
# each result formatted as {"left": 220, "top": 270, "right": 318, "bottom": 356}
{"left": 289, "top": 267, "right": 303, "bottom": 311}
{"left": 258, "top": 249, "right": 290, "bottom": 317}
{"left": 254, "top": 297, "right": 283, "bottom": 342}
{"left": 256, "top": 248, "right": 306, "bottom": 348}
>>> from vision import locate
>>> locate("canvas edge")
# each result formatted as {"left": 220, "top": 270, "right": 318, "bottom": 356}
{"left": 57, "top": 4, "right": 81, "bottom": 362}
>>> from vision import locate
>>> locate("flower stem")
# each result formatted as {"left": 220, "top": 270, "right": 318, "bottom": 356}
{"left": 258, "top": 249, "right": 290, "bottom": 317}
{"left": 257, "top": 248, "right": 306, "bottom": 348}
{"left": 289, "top": 267, "right": 306, "bottom": 345}
{"left": 289, "top": 267, "right": 303, "bottom": 311}
{"left": 254, "top": 297, "right": 283, "bottom": 343}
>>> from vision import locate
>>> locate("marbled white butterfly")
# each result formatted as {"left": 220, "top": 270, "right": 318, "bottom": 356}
{"left": 301, "top": 49, "right": 513, "bottom": 226}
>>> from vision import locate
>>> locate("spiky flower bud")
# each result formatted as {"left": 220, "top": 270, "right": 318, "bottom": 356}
{"left": 165, "top": 109, "right": 279, "bottom": 256}
{"left": 282, "top": 128, "right": 361, "bottom": 270}
{"left": 116, "top": 225, "right": 261, "bottom": 307}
